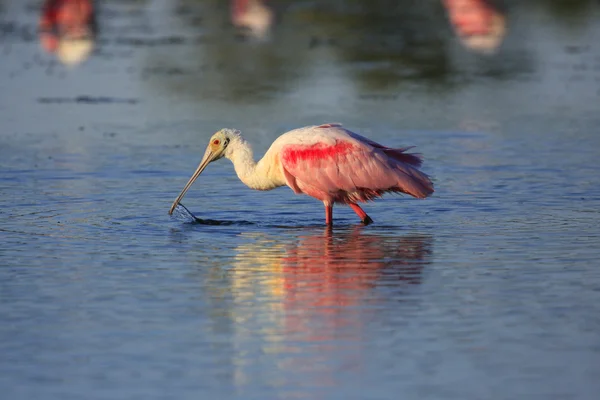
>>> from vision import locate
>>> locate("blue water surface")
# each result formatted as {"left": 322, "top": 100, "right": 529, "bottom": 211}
{"left": 1, "top": 1, "right": 600, "bottom": 399}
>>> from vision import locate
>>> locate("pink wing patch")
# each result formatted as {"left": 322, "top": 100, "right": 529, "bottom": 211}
{"left": 281, "top": 141, "right": 354, "bottom": 167}
{"left": 281, "top": 141, "right": 359, "bottom": 201}
{"left": 280, "top": 138, "right": 433, "bottom": 203}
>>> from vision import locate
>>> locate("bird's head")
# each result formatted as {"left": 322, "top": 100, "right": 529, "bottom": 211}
{"left": 168, "top": 128, "right": 240, "bottom": 215}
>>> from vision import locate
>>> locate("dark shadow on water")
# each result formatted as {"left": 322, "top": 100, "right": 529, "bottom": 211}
{"left": 171, "top": 204, "right": 429, "bottom": 230}
{"left": 171, "top": 203, "right": 254, "bottom": 226}
{"left": 37, "top": 96, "right": 139, "bottom": 104}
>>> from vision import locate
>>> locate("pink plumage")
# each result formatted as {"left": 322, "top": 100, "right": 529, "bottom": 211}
{"left": 169, "top": 123, "right": 434, "bottom": 226}
{"left": 279, "top": 123, "right": 433, "bottom": 203}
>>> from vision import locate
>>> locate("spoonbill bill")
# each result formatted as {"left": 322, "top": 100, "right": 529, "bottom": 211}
{"left": 168, "top": 123, "right": 434, "bottom": 225}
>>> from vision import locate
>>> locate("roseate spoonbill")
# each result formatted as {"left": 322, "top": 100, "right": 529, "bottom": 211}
{"left": 442, "top": 0, "right": 506, "bottom": 53}
{"left": 39, "top": 0, "right": 95, "bottom": 65}
{"left": 168, "top": 123, "right": 434, "bottom": 225}
{"left": 231, "top": 0, "right": 273, "bottom": 39}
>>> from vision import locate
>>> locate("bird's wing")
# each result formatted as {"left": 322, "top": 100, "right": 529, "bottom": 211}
{"left": 343, "top": 130, "right": 423, "bottom": 167}
{"left": 277, "top": 123, "right": 423, "bottom": 167}
{"left": 279, "top": 125, "right": 433, "bottom": 201}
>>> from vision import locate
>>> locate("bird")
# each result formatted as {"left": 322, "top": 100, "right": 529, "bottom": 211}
{"left": 230, "top": 0, "right": 274, "bottom": 39}
{"left": 168, "top": 123, "right": 434, "bottom": 226}
{"left": 39, "top": 0, "right": 95, "bottom": 66}
{"left": 442, "top": 0, "right": 506, "bottom": 54}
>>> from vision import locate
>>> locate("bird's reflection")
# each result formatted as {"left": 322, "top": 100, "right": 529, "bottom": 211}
{"left": 39, "top": 0, "right": 95, "bottom": 66}
{"left": 228, "top": 227, "right": 432, "bottom": 387}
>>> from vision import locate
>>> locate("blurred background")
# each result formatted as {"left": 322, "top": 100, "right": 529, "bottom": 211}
{"left": 1, "top": 0, "right": 598, "bottom": 131}
{"left": 1, "top": 1, "right": 600, "bottom": 400}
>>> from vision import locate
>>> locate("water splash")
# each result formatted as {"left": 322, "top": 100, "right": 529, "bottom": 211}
{"left": 171, "top": 203, "right": 253, "bottom": 226}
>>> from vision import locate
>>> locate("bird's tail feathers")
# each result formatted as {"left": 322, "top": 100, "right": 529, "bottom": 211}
{"left": 383, "top": 147, "right": 423, "bottom": 167}
{"left": 401, "top": 167, "right": 434, "bottom": 199}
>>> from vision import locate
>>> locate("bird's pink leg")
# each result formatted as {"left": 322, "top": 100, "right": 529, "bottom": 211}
{"left": 324, "top": 201, "right": 333, "bottom": 226}
{"left": 350, "top": 203, "right": 373, "bottom": 225}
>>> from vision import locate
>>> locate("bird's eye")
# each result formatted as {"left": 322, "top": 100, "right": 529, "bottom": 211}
{"left": 213, "top": 139, "right": 220, "bottom": 145}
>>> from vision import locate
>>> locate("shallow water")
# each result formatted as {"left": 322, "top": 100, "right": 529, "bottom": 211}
{"left": 1, "top": 1, "right": 600, "bottom": 399}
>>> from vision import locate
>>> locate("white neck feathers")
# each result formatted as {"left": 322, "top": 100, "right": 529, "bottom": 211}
{"left": 224, "top": 135, "right": 283, "bottom": 191}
